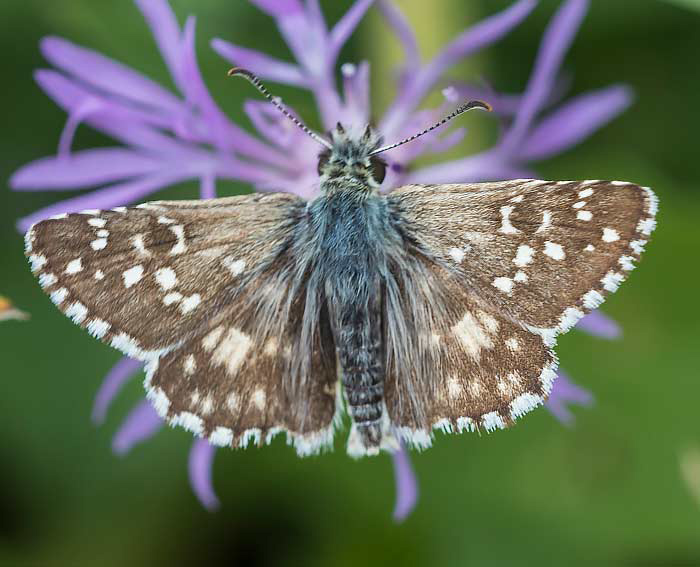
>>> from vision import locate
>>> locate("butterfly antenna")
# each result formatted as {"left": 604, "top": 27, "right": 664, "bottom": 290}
{"left": 228, "top": 67, "right": 333, "bottom": 150}
{"left": 368, "top": 100, "right": 492, "bottom": 156}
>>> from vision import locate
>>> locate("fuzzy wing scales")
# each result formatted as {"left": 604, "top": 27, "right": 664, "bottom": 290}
{"left": 388, "top": 179, "right": 657, "bottom": 340}
{"left": 26, "top": 193, "right": 340, "bottom": 455}
{"left": 384, "top": 179, "right": 657, "bottom": 447}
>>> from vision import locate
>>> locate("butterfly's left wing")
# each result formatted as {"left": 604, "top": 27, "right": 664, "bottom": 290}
{"left": 384, "top": 179, "right": 657, "bottom": 447}
{"left": 26, "top": 194, "right": 340, "bottom": 455}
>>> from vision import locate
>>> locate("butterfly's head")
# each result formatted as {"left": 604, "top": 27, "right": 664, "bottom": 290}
{"left": 228, "top": 67, "right": 491, "bottom": 195}
{"left": 316, "top": 123, "right": 387, "bottom": 192}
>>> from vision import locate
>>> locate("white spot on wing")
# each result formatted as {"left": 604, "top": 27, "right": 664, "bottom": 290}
{"left": 492, "top": 276, "right": 514, "bottom": 295}
{"left": 132, "top": 234, "right": 151, "bottom": 257}
{"left": 630, "top": 240, "right": 646, "bottom": 255}
{"left": 583, "top": 290, "right": 604, "bottom": 309}
{"left": 50, "top": 287, "right": 68, "bottom": 305}
{"left": 543, "top": 241, "right": 565, "bottom": 260}
{"left": 251, "top": 388, "right": 266, "bottom": 411}
{"left": 202, "top": 326, "right": 224, "bottom": 351}
{"left": 122, "top": 265, "right": 144, "bottom": 288}
{"left": 578, "top": 188, "right": 594, "bottom": 198}
{"left": 163, "top": 292, "right": 183, "bottom": 305}
{"left": 602, "top": 228, "right": 620, "bottom": 242}
{"left": 447, "top": 377, "right": 462, "bottom": 399}
{"left": 505, "top": 338, "right": 520, "bottom": 351}
{"left": 180, "top": 294, "right": 201, "bottom": 314}
{"left": 29, "top": 254, "right": 47, "bottom": 272}
{"left": 637, "top": 218, "right": 656, "bottom": 235}
{"left": 536, "top": 211, "right": 552, "bottom": 233}
{"left": 510, "top": 393, "right": 543, "bottom": 419}
{"left": 452, "top": 311, "right": 497, "bottom": 360}
{"left": 39, "top": 272, "right": 57, "bottom": 288}
{"left": 210, "top": 427, "right": 233, "bottom": 446}
{"left": 88, "top": 218, "right": 106, "bottom": 228}
{"left": 449, "top": 247, "right": 465, "bottom": 263}
{"left": 619, "top": 255, "right": 635, "bottom": 271}
{"left": 91, "top": 238, "right": 107, "bottom": 251}
{"left": 513, "top": 270, "right": 528, "bottom": 283}
{"left": 65, "top": 301, "right": 88, "bottom": 324}
{"left": 513, "top": 244, "right": 534, "bottom": 267}
{"left": 184, "top": 354, "right": 196, "bottom": 375}
{"left": 94, "top": 270, "right": 105, "bottom": 280}
{"left": 573, "top": 200, "right": 586, "bottom": 209}
{"left": 154, "top": 267, "right": 177, "bottom": 290}
{"left": 223, "top": 257, "right": 246, "bottom": 277}
{"left": 212, "top": 328, "right": 251, "bottom": 376}
{"left": 65, "top": 258, "right": 83, "bottom": 274}
{"left": 481, "top": 412, "right": 505, "bottom": 432}
{"left": 498, "top": 205, "right": 519, "bottom": 234}
{"left": 601, "top": 271, "right": 624, "bottom": 292}
{"left": 577, "top": 210, "right": 592, "bottom": 221}
{"left": 86, "top": 318, "right": 111, "bottom": 339}
{"left": 168, "top": 225, "right": 186, "bottom": 254}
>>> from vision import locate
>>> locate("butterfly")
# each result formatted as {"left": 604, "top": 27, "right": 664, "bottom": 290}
{"left": 25, "top": 68, "right": 657, "bottom": 457}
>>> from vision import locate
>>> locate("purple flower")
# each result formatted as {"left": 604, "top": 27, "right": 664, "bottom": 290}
{"left": 12, "top": 0, "right": 631, "bottom": 521}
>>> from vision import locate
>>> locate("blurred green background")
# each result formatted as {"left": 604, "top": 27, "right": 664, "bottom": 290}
{"left": 1, "top": 1, "right": 699, "bottom": 566}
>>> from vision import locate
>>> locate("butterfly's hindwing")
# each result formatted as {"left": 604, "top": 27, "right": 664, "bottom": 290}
{"left": 26, "top": 193, "right": 342, "bottom": 455}
{"left": 384, "top": 179, "right": 656, "bottom": 446}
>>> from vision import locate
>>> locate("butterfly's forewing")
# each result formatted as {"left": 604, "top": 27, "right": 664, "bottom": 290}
{"left": 385, "top": 179, "right": 656, "bottom": 445}
{"left": 26, "top": 193, "right": 340, "bottom": 455}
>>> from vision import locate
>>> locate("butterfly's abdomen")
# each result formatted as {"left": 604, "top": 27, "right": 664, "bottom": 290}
{"left": 333, "top": 289, "right": 385, "bottom": 453}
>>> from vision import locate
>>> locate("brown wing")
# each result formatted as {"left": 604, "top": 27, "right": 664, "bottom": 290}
{"left": 26, "top": 193, "right": 340, "bottom": 455}
{"left": 383, "top": 179, "right": 657, "bottom": 447}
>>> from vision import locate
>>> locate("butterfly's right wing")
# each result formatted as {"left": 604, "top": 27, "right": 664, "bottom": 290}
{"left": 383, "top": 179, "right": 656, "bottom": 447}
{"left": 26, "top": 193, "right": 340, "bottom": 455}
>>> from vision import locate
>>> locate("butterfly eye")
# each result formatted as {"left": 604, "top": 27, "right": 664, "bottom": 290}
{"left": 317, "top": 151, "right": 330, "bottom": 175}
{"left": 369, "top": 157, "right": 386, "bottom": 184}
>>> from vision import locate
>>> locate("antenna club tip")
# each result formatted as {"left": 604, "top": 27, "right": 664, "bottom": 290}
{"left": 227, "top": 67, "right": 253, "bottom": 78}
{"left": 459, "top": 100, "right": 492, "bottom": 113}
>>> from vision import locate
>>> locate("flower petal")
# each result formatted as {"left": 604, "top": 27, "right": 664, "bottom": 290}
{"left": 40, "top": 36, "right": 182, "bottom": 112}
{"left": 380, "top": 0, "right": 536, "bottom": 136}
{"left": 517, "top": 84, "right": 633, "bottom": 161}
{"left": 17, "top": 172, "right": 190, "bottom": 232}
{"left": 11, "top": 149, "right": 162, "bottom": 190}
{"left": 329, "top": 0, "right": 375, "bottom": 60}
{"left": 545, "top": 370, "right": 594, "bottom": 426}
{"left": 211, "top": 39, "right": 306, "bottom": 86}
{"left": 134, "top": 0, "right": 188, "bottom": 93}
{"left": 250, "top": 0, "right": 303, "bottom": 15}
{"left": 188, "top": 439, "right": 220, "bottom": 511}
{"left": 34, "top": 70, "right": 197, "bottom": 155}
{"left": 405, "top": 148, "right": 536, "bottom": 184}
{"left": 378, "top": 0, "right": 420, "bottom": 72}
{"left": 179, "top": 17, "right": 236, "bottom": 151}
{"left": 200, "top": 172, "right": 217, "bottom": 200}
{"left": 112, "top": 400, "right": 164, "bottom": 455}
{"left": 501, "top": 0, "right": 589, "bottom": 152}
{"left": 576, "top": 310, "right": 622, "bottom": 340}
{"left": 92, "top": 357, "right": 143, "bottom": 424}
{"left": 392, "top": 445, "right": 418, "bottom": 522}
{"left": 340, "top": 62, "right": 371, "bottom": 127}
